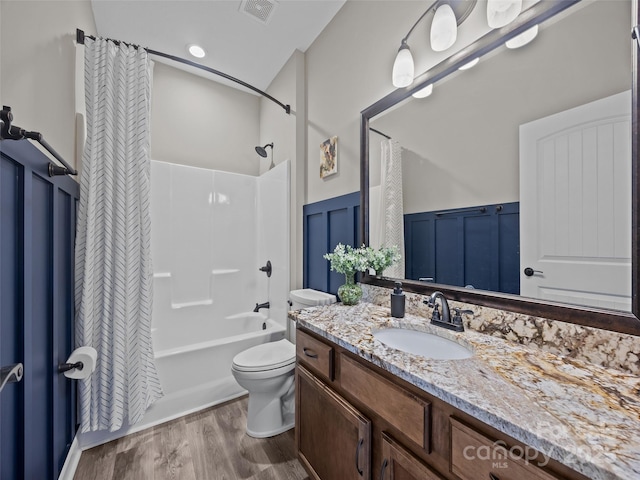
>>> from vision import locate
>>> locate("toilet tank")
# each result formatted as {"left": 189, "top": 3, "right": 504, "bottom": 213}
{"left": 289, "top": 289, "right": 337, "bottom": 311}
{"left": 288, "top": 289, "right": 336, "bottom": 343}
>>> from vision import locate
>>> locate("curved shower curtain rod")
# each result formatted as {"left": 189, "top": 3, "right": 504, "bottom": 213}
{"left": 75, "top": 29, "right": 291, "bottom": 115}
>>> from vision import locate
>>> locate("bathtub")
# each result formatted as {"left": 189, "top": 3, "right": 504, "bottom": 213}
{"left": 141, "top": 312, "right": 285, "bottom": 427}
{"left": 79, "top": 312, "right": 286, "bottom": 450}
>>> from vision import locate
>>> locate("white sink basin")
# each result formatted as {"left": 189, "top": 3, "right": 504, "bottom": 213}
{"left": 373, "top": 328, "right": 473, "bottom": 360}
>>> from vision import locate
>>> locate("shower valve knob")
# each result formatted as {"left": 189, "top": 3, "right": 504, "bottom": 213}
{"left": 259, "top": 260, "right": 272, "bottom": 277}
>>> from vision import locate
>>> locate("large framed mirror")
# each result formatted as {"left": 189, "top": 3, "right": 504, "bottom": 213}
{"left": 360, "top": 0, "right": 640, "bottom": 336}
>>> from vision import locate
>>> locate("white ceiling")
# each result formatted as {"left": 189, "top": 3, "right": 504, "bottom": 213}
{"left": 90, "top": 0, "right": 346, "bottom": 93}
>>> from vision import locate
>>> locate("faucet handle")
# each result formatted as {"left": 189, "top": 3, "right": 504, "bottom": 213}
{"left": 451, "top": 308, "right": 473, "bottom": 327}
{"left": 430, "top": 303, "right": 441, "bottom": 322}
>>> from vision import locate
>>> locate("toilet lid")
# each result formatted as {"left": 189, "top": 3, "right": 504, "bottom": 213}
{"left": 232, "top": 339, "right": 296, "bottom": 372}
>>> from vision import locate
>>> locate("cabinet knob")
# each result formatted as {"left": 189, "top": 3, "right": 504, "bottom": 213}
{"left": 303, "top": 347, "right": 318, "bottom": 359}
{"left": 355, "top": 438, "right": 364, "bottom": 475}
{"left": 379, "top": 458, "right": 388, "bottom": 480}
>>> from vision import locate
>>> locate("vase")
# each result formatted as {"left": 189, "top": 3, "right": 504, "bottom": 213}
{"left": 338, "top": 273, "right": 362, "bottom": 306}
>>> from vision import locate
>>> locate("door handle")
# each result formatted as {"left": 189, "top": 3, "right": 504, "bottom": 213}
{"left": 303, "top": 348, "right": 318, "bottom": 359}
{"left": 523, "top": 267, "right": 543, "bottom": 277}
{"left": 0, "top": 363, "right": 23, "bottom": 394}
{"left": 355, "top": 438, "right": 364, "bottom": 475}
{"left": 379, "top": 458, "right": 388, "bottom": 480}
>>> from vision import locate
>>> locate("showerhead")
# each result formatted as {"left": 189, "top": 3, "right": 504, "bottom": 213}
{"left": 255, "top": 143, "right": 273, "bottom": 158}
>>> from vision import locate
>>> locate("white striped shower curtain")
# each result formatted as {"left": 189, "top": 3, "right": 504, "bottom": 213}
{"left": 75, "top": 37, "right": 163, "bottom": 432}
{"left": 379, "top": 139, "right": 405, "bottom": 278}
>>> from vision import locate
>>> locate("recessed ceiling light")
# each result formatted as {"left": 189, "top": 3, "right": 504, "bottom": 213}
{"left": 188, "top": 44, "right": 206, "bottom": 58}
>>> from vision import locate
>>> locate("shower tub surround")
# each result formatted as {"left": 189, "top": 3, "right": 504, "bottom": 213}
{"left": 79, "top": 160, "right": 290, "bottom": 449}
{"left": 362, "top": 284, "right": 640, "bottom": 375}
{"left": 149, "top": 160, "right": 290, "bottom": 415}
{"left": 291, "top": 302, "right": 640, "bottom": 480}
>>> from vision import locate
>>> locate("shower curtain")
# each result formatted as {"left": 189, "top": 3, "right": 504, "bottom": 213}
{"left": 75, "top": 37, "right": 163, "bottom": 432}
{"left": 379, "top": 139, "right": 405, "bottom": 278}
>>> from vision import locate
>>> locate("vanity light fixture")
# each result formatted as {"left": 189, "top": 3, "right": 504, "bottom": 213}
{"left": 392, "top": 41, "right": 415, "bottom": 88}
{"left": 187, "top": 44, "right": 206, "bottom": 58}
{"left": 458, "top": 57, "right": 480, "bottom": 70}
{"left": 431, "top": 4, "right": 458, "bottom": 52}
{"left": 487, "top": 0, "right": 522, "bottom": 28}
{"left": 412, "top": 84, "right": 434, "bottom": 98}
{"left": 505, "top": 24, "right": 539, "bottom": 49}
{"left": 391, "top": 0, "right": 477, "bottom": 88}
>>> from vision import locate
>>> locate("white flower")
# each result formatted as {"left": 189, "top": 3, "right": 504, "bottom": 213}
{"left": 323, "top": 243, "right": 369, "bottom": 275}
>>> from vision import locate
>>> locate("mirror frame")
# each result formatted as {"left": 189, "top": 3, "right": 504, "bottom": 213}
{"left": 360, "top": 0, "right": 640, "bottom": 336}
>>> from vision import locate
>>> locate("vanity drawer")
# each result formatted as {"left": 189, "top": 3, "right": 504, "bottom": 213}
{"left": 296, "top": 329, "right": 334, "bottom": 381}
{"left": 340, "top": 354, "right": 431, "bottom": 451}
{"left": 450, "top": 418, "right": 560, "bottom": 480}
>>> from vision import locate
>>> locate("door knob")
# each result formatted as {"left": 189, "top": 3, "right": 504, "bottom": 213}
{"left": 523, "top": 267, "right": 543, "bottom": 277}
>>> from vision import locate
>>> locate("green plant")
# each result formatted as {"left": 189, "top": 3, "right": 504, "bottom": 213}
{"left": 365, "top": 245, "right": 401, "bottom": 274}
{"left": 323, "top": 243, "right": 369, "bottom": 275}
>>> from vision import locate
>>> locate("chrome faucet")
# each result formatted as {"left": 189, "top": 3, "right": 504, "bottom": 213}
{"left": 423, "top": 292, "right": 472, "bottom": 332}
{"left": 254, "top": 301, "right": 270, "bottom": 313}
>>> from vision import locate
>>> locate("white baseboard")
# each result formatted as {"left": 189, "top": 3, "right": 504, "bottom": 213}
{"left": 58, "top": 435, "right": 82, "bottom": 480}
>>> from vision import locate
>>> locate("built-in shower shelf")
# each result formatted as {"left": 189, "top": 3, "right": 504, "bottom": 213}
{"left": 211, "top": 269, "right": 240, "bottom": 275}
{"left": 153, "top": 272, "right": 172, "bottom": 278}
{"left": 171, "top": 299, "right": 213, "bottom": 309}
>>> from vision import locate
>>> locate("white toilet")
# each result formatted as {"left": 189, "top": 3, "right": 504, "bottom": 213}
{"left": 231, "top": 289, "right": 336, "bottom": 438}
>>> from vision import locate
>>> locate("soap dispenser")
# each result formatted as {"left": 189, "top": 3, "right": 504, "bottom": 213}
{"left": 391, "top": 281, "right": 405, "bottom": 318}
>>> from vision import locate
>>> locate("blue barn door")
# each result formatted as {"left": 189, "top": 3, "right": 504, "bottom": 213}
{"left": 0, "top": 140, "right": 79, "bottom": 480}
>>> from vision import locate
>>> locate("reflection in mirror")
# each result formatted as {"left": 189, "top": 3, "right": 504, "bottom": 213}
{"left": 369, "top": 0, "right": 632, "bottom": 312}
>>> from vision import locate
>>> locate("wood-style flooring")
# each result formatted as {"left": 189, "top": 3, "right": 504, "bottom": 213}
{"left": 73, "top": 396, "right": 310, "bottom": 480}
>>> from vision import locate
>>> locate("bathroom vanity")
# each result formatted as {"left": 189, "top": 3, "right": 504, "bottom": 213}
{"left": 291, "top": 303, "right": 640, "bottom": 480}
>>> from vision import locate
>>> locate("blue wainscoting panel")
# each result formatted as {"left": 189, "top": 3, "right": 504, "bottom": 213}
{"left": 0, "top": 139, "right": 79, "bottom": 480}
{"left": 434, "top": 217, "right": 460, "bottom": 286}
{"left": 404, "top": 203, "right": 519, "bottom": 294}
{"left": 303, "top": 192, "right": 360, "bottom": 296}
{"left": 464, "top": 215, "right": 493, "bottom": 289}
{"left": 498, "top": 207, "right": 520, "bottom": 294}
{"left": 0, "top": 154, "right": 21, "bottom": 480}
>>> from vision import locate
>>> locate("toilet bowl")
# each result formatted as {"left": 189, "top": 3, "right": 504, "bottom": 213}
{"left": 232, "top": 289, "right": 337, "bottom": 438}
{"left": 231, "top": 339, "right": 296, "bottom": 438}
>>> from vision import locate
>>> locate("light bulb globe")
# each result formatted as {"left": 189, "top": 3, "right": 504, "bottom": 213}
{"left": 431, "top": 4, "right": 457, "bottom": 52}
{"left": 392, "top": 43, "right": 415, "bottom": 88}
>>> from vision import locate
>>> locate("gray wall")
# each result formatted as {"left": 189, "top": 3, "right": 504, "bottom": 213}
{"left": 305, "top": 1, "right": 420, "bottom": 204}
{"left": 151, "top": 62, "right": 260, "bottom": 175}
{"left": 261, "top": 49, "right": 307, "bottom": 289}
{"left": 0, "top": 0, "right": 97, "bottom": 170}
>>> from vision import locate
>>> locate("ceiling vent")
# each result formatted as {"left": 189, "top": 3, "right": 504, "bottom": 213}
{"left": 240, "top": 0, "right": 278, "bottom": 25}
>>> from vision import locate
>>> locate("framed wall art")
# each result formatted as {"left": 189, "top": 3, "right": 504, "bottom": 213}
{"left": 320, "top": 136, "right": 338, "bottom": 178}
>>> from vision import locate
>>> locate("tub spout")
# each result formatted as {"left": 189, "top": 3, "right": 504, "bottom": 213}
{"left": 254, "top": 301, "right": 270, "bottom": 313}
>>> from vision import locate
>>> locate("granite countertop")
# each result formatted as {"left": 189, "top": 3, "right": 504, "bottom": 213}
{"left": 290, "top": 302, "right": 640, "bottom": 480}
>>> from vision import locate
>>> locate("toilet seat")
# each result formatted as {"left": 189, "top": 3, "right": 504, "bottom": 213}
{"left": 232, "top": 339, "right": 295, "bottom": 373}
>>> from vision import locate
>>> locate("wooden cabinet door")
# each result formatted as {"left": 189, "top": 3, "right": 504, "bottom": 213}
{"left": 296, "top": 365, "right": 372, "bottom": 480}
{"left": 379, "top": 433, "right": 444, "bottom": 480}
{"left": 451, "top": 418, "right": 561, "bottom": 480}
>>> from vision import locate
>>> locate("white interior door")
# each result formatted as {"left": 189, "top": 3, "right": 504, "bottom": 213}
{"left": 519, "top": 91, "right": 631, "bottom": 311}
